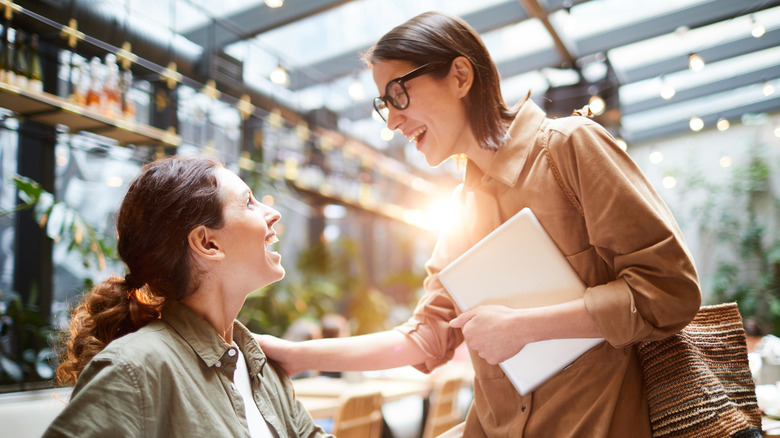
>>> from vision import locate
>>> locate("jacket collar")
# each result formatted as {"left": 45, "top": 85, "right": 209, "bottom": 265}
{"left": 463, "top": 97, "right": 546, "bottom": 189}
{"left": 162, "top": 300, "right": 266, "bottom": 376}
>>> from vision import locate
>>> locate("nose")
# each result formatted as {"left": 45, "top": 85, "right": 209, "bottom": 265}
{"left": 265, "top": 206, "right": 281, "bottom": 228}
{"left": 385, "top": 107, "right": 403, "bottom": 131}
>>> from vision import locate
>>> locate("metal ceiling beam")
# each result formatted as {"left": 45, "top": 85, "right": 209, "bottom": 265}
{"left": 574, "top": 0, "right": 780, "bottom": 57}
{"left": 181, "top": 0, "right": 354, "bottom": 50}
{"left": 622, "top": 95, "right": 780, "bottom": 144}
{"left": 519, "top": 0, "right": 577, "bottom": 69}
{"left": 618, "top": 27, "right": 780, "bottom": 84}
{"left": 622, "top": 64, "right": 780, "bottom": 115}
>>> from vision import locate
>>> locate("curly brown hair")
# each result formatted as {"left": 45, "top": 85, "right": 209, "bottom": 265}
{"left": 56, "top": 156, "right": 225, "bottom": 385}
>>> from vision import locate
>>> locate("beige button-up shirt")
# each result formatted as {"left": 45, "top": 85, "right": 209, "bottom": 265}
{"left": 396, "top": 100, "right": 701, "bottom": 437}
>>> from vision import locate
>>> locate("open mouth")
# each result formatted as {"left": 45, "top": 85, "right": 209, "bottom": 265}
{"left": 408, "top": 126, "right": 427, "bottom": 143}
{"left": 265, "top": 234, "right": 279, "bottom": 247}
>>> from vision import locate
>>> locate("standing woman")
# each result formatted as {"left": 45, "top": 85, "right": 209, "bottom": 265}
{"left": 257, "top": 11, "right": 701, "bottom": 437}
{"left": 45, "top": 157, "right": 330, "bottom": 438}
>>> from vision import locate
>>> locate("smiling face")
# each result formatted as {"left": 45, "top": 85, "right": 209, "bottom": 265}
{"left": 211, "top": 168, "right": 285, "bottom": 289}
{"left": 372, "top": 59, "right": 477, "bottom": 167}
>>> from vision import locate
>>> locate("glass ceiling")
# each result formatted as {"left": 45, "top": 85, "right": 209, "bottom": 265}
{"left": 101, "top": 0, "right": 779, "bottom": 150}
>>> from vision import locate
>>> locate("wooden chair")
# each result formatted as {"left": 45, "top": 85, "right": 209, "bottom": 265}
{"left": 331, "top": 390, "right": 384, "bottom": 438}
{"left": 422, "top": 374, "right": 465, "bottom": 438}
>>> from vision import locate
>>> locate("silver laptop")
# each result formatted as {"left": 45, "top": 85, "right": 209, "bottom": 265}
{"left": 439, "top": 207, "right": 604, "bottom": 395}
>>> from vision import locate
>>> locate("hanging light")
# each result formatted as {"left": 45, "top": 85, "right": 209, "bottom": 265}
{"left": 348, "top": 76, "right": 365, "bottom": 100}
{"left": 716, "top": 118, "right": 730, "bottom": 131}
{"left": 751, "top": 15, "right": 766, "bottom": 38}
{"left": 615, "top": 138, "right": 627, "bottom": 151}
{"left": 662, "top": 176, "right": 677, "bottom": 189}
{"left": 688, "top": 53, "right": 705, "bottom": 72}
{"left": 649, "top": 150, "right": 663, "bottom": 164}
{"left": 265, "top": 0, "right": 284, "bottom": 8}
{"left": 270, "top": 64, "right": 290, "bottom": 87}
{"left": 588, "top": 94, "right": 605, "bottom": 116}
{"left": 380, "top": 127, "right": 394, "bottom": 141}
{"left": 719, "top": 155, "right": 732, "bottom": 168}
{"left": 689, "top": 116, "right": 704, "bottom": 131}
{"left": 763, "top": 82, "right": 775, "bottom": 96}
{"left": 660, "top": 78, "right": 676, "bottom": 100}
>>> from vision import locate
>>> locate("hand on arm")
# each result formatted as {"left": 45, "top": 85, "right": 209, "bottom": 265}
{"left": 256, "top": 329, "right": 428, "bottom": 376}
{"left": 449, "top": 299, "right": 602, "bottom": 365}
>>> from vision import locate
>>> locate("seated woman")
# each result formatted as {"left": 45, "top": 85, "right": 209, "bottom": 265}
{"left": 44, "top": 156, "right": 331, "bottom": 438}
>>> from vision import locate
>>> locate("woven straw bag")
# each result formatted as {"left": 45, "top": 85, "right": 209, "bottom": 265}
{"left": 636, "top": 303, "right": 762, "bottom": 438}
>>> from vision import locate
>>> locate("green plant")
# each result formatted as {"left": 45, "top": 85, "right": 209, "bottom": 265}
{"left": 0, "top": 175, "right": 114, "bottom": 390}
{"left": 0, "top": 290, "right": 56, "bottom": 387}
{"left": 674, "top": 143, "right": 780, "bottom": 334}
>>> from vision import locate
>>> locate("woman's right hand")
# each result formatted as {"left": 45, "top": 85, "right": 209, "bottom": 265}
{"left": 255, "top": 334, "right": 304, "bottom": 376}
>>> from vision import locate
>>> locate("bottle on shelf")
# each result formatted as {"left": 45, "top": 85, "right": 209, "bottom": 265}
{"left": 85, "top": 56, "right": 103, "bottom": 112}
{"left": 0, "top": 23, "right": 6, "bottom": 83}
{"left": 12, "top": 28, "right": 28, "bottom": 89}
{"left": 68, "top": 56, "right": 87, "bottom": 105}
{"left": 27, "top": 33, "right": 42, "bottom": 93}
{"left": 120, "top": 68, "right": 135, "bottom": 120}
{"left": 102, "top": 53, "right": 120, "bottom": 118}
{"left": 4, "top": 27, "right": 16, "bottom": 86}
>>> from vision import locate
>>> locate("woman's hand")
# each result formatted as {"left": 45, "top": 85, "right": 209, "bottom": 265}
{"left": 254, "top": 334, "right": 304, "bottom": 376}
{"left": 449, "top": 305, "right": 533, "bottom": 365}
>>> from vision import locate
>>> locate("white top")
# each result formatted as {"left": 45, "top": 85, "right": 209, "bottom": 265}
{"left": 233, "top": 343, "right": 274, "bottom": 438}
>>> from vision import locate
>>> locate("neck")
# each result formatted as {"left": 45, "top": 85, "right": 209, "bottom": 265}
{"left": 180, "top": 285, "right": 243, "bottom": 344}
{"left": 464, "top": 142, "right": 497, "bottom": 175}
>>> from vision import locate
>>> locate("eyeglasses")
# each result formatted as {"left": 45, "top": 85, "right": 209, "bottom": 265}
{"left": 373, "top": 61, "right": 451, "bottom": 122}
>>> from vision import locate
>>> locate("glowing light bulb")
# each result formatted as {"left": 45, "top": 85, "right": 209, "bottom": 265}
{"left": 660, "top": 82, "right": 676, "bottom": 100}
{"left": 688, "top": 53, "right": 705, "bottom": 72}
{"left": 689, "top": 116, "right": 704, "bottom": 132}
{"left": 649, "top": 151, "right": 663, "bottom": 164}
{"left": 270, "top": 65, "right": 290, "bottom": 87}
{"left": 588, "top": 95, "right": 605, "bottom": 115}
{"left": 763, "top": 82, "right": 775, "bottom": 96}
{"left": 716, "top": 118, "right": 730, "bottom": 131}
{"left": 662, "top": 176, "right": 677, "bottom": 189}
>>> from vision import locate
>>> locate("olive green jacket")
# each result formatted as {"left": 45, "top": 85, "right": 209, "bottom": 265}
{"left": 44, "top": 300, "right": 330, "bottom": 438}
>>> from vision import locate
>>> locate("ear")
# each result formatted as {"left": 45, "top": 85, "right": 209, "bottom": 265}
{"left": 450, "top": 56, "right": 474, "bottom": 99}
{"left": 188, "top": 225, "right": 225, "bottom": 261}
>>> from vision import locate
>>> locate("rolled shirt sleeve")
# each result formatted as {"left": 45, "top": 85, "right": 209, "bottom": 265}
{"left": 547, "top": 118, "right": 701, "bottom": 347}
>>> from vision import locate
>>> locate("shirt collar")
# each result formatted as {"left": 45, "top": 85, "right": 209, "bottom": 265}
{"left": 161, "top": 301, "right": 266, "bottom": 376}
{"left": 463, "top": 97, "right": 547, "bottom": 189}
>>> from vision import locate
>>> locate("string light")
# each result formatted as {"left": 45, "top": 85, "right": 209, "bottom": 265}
{"left": 719, "top": 155, "right": 732, "bottom": 168}
{"left": 264, "top": 0, "right": 284, "bottom": 7}
{"left": 348, "top": 76, "right": 365, "bottom": 100}
{"left": 380, "top": 127, "right": 394, "bottom": 141}
{"left": 751, "top": 15, "right": 765, "bottom": 38}
{"left": 688, "top": 53, "right": 705, "bottom": 72}
{"left": 662, "top": 176, "right": 677, "bottom": 189}
{"left": 270, "top": 64, "right": 290, "bottom": 87}
{"left": 716, "top": 118, "right": 730, "bottom": 131}
{"left": 588, "top": 94, "right": 605, "bottom": 116}
{"left": 649, "top": 150, "right": 663, "bottom": 164}
{"left": 615, "top": 138, "right": 627, "bottom": 151}
{"left": 763, "top": 82, "right": 775, "bottom": 96}
{"left": 689, "top": 116, "right": 704, "bottom": 131}
{"left": 660, "top": 77, "right": 676, "bottom": 100}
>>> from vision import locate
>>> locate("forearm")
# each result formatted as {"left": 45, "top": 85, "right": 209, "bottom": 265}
{"left": 288, "top": 329, "right": 427, "bottom": 372}
{"left": 522, "top": 298, "right": 602, "bottom": 342}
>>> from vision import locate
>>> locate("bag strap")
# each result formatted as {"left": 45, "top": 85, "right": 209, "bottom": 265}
{"left": 542, "top": 133, "right": 584, "bottom": 217}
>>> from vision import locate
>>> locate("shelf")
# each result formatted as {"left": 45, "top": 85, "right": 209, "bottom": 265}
{"left": 0, "top": 81, "right": 180, "bottom": 147}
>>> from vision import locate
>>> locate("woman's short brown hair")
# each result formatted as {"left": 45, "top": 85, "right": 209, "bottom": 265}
{"left": 364, "top": 11, "right": 517, "bottom": 150}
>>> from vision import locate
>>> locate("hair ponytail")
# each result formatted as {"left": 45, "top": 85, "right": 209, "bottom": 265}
{"left": 56, "top": 277, "right": 162, "bottom": 385}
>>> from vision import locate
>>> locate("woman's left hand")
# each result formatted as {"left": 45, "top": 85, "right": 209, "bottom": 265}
{"left": 449, "top": 305, "right": 532, "bottom": 365}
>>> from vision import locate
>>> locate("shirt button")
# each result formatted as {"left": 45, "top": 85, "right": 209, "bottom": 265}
{"left": 521, "top": 405, "right": 527, "bottom": 412}
{"left": 228, "top": 349, "right": 237, "bottom": 357}
{"left": 215, "top": 361, "right": 222, "bottom": 368}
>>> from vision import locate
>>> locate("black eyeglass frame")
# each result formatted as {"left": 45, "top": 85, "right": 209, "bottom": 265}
{"left": 373, "top": 61, "right": 452, "bottom": 122}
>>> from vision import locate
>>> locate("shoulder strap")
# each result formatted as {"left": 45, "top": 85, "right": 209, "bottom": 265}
{"left": 541, "top": 131, "right": 584, "bottom": 217}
